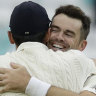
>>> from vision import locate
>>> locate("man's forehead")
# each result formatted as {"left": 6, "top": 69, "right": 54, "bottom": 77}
{"left": 52, "top": 14, "right": 82, "bottom": 32}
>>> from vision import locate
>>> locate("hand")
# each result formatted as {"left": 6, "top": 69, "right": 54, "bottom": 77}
{"left": 0, "top": 63, "right": 31, "bottom": 93}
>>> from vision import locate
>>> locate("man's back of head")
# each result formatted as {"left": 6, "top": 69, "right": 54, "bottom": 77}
{"left": 9, "top": 1, "right": 50, "bottom": 47}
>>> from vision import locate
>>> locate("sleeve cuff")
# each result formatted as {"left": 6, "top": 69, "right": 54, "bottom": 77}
{"left": 25, "top": 77, "right": 51, "bottom": 96}
{"left": 83, "top": 87, "right": 96, "bottom": 94}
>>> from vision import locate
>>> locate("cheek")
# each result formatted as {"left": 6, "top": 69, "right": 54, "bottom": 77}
{"left": 50, "top": 33, "right": 57, "bottom": 39}
{"left": 70, "top": 40, "right": 80, "bottom": 48}
{"left": 66, "top": 39, "right": 79, "bottom": 49}
{"left": 66, "top": 38, "right": 74, "bottom": 45}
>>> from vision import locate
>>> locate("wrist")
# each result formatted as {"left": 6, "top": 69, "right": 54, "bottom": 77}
{"left": 25, "top": 77, "right": 51, "bottom": 96}
{"left": 23, "top": 73, "right": 31, "bottom": 92}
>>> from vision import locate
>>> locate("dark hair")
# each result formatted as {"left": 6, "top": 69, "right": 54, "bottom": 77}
{"left": 52, "top": 5, "right": 91, "bottom": 40}
{"left": 9, "top": 1, "right": 50, "bottom": 47}
{"left": 12, "top": 31, "right": 47, "bottom": 46}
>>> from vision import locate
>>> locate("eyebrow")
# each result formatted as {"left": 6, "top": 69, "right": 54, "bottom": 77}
{"left": 50, "top": 24, "right": 60, "bottom": 29}
{"left": 51, "top": 24, "right": 76, "bottom": 35}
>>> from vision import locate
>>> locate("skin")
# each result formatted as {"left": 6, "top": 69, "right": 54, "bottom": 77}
{"left": 46, "top": 14, "right": 87, "bottom": 52}
{"left": 0, "top": 63, "right": 31, "bottom": 93}
{"left": 0, "top": 63, "right": 96, "bottom": 96}
{"left": 0, "top": 14, "right": 95, "bottom": 96}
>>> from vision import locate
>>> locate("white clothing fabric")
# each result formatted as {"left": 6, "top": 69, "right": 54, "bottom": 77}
{"left": 26, "top": 76, "right": 96, "bottom": 96}
{"left": 25, "top": 77, "right": 51, "bottom": 96}
{"left": 0, "top": 42, "right": 96, "bottom": 96}
{"left": 83, "top": 74, "right": 96, "bottom": 94}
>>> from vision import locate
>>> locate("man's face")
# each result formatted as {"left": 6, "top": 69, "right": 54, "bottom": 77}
{"left": 47, "top": 14, "right": 85, "bottom": 51}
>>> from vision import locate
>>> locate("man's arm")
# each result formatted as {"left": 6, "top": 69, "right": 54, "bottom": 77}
{"left": 0, "top": 63, "right": 95, "bottom": 96}
{"left": 47, "top": 86, "right": 95, "bottom": 96}
{"left": 0, "top": 63, "right": 31, "bottom": 93}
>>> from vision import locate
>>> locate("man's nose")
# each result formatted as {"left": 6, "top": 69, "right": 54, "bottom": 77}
{"left": 57, "top": 32, "right": 65, "bottom": 42}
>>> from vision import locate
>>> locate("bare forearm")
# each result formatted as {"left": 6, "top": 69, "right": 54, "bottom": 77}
{"left": 46, "top": 86, "right": 96, "bottom": 96}
{"left": 0, "top": 63, "right": 95, "bottom": 96}
{"left": 46, "top": 86, "right": 78, "bottom": 96}
{"left": 80, "top": 90, "right": 96, "bottom": 96}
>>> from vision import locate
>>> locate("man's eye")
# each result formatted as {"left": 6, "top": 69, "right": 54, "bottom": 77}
{"left": 65, "top": 33, "right": 72, "bottom": 37}
{"left": 51, "top": 29, "right": 58, "bottom": 32}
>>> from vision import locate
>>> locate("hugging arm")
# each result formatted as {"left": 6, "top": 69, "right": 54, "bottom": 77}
{"left": 0, "top": 63, "right": 31, "bottom": 93}
{"left": 0, "top": 63, "right": 96, "bottom": 96}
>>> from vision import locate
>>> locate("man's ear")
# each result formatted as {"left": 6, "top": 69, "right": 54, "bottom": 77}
{"left": 79, "top": 40, "right": 87, "bottom": 51}
{"left": 43, "top": 28, "right": 51, "bottom": 44}
{"left": 8, "top": 31, "right": 15, "bottom": 44}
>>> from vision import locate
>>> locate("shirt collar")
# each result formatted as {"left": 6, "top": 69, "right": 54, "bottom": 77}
{"left": 17, "top": 42, "right": 48, "bottom": 52}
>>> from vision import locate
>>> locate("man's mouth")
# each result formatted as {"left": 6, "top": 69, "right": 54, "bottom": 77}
{"left": 51, "top": 43, "right": 69, "bottom": 51}
{"left": 52, "top": 44, "right": 63, "bottom": 49}
{"left": 47, "top": 40, "right": 70, "bottom": 51}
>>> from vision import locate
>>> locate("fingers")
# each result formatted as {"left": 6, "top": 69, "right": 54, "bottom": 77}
{"left": 0, "top": 86, "right": 9, "bottom": 93}
{"left": 0, "top": 74, "right": 5, "bottom": 81}
{"left": 0, "top": 68, "right": 10, "bottom": 74}
{"left": 0, "top": 63, "right": 22, "bottom": 74}
{"left": 0, "top": 80, "right": 5, "bottom": 86}
{"left": 0, "top": 74, "right": 8, "bottom": 86}
{"left": 0, "top": 79, "right": 9, "bottom": 93}
{"left": 10, "top": 62, "right": 24, "bottom": 69}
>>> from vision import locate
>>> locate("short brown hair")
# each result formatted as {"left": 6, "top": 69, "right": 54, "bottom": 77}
{"left": 52, "top": 5, "right": 91, "bottom": 40}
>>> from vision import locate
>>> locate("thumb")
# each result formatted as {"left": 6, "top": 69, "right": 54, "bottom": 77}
{"left": 10, "top": 62, "right": 21, "bottom": 69}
